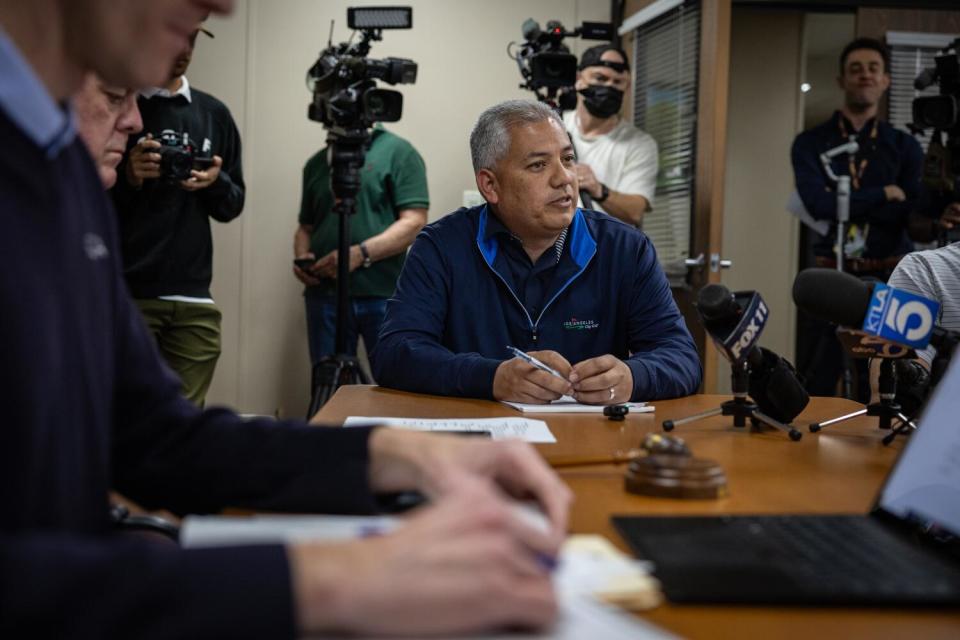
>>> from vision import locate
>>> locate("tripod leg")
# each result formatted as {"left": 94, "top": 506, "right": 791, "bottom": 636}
{"left": 663, "top": 407, "right": 723, "bottom": 431}
{"left": 882, "top": 415, "right": 916, "bottom": 446}
{"left": 751, "top": 409, "right": 803, "bottom": 441}
{"left": 896, "top": 413, "right": 918, "bottom": 432}
{"left": 809, "top": 408, "right": 867, "bottom": 433}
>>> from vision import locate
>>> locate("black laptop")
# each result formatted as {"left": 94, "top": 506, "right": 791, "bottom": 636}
{"left": 612, "top": 359, "right": 960, "bottom": 606}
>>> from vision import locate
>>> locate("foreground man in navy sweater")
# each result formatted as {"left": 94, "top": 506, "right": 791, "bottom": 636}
{"left": 0, "top": 2, "right": 572, "bottom": 637}
{"left": 373, "top": 100, "right": 701, "bottom": 404}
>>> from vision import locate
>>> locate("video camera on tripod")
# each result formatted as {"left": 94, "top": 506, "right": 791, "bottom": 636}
{"left": 509, "top": 18, "right": 613, "bottom": 110}
{"left": 911, "top": 37, "right": 960, "bottom": 245}
{"left": 303, "top": 6, "right": 417, "bottom": 415}
{"left": 307, "top": 6, "right": 416, "bottom": 137}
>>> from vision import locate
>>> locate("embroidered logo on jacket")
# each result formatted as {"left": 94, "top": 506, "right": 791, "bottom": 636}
{"left": 563, "top": 317, "right": 599, "bottom": 331}
{"left": 83, "top": 233, "right": 109, "bottom": 261}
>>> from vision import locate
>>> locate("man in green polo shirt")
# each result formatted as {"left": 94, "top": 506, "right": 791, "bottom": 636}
{"left": 293, "top": 125, "right": 429, "bottom": 373}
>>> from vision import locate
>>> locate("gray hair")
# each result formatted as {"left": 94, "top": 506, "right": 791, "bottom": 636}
{"left": 469, "top": 100, "right": 564, "bottom": 172}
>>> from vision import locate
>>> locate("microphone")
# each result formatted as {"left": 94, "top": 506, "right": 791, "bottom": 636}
{"left": 914, "top": 67, "right": 937, "bottom": 91}
{"left": 697, "top": 284, "right": 768, "bottom": 363}
{"left": 521, "top": 18, "right": 541, "bottom": 41}
{"left": 792, "top": 269, "right": 940, "bottom": 350}
{"left": 696, "top": 284, "right": 809, "bottom": 423}
{"left": 819, "top": 139, "right": 859, "bottom": 163}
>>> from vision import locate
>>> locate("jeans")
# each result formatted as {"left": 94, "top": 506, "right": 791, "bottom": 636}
{"left": 304, "top": 294, "right": 388, "bottom": 367}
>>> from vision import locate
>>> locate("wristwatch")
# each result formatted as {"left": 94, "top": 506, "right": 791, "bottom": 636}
{"left": 359, "top": 242, "right": 372, "bottom": 268}
{"left": 595, "top": 183, "right": 610, "bottom": 203}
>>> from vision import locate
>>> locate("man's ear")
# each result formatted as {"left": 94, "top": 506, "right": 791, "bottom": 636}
{"left": 476, "top": 169, "right": 500, "bottom": 205}
{"left": 835, "top": 74, "right": 845, "bottom": 91}
{"left": 574, "top": 70, "right": 586, "bottom": 91}
{"left": 879, "top": 72, "right": 891, "bottom": 93}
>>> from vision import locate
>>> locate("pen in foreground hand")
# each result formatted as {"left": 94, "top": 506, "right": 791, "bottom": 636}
{"left": 506, "top": 345, "right": 566, "bottom": 380}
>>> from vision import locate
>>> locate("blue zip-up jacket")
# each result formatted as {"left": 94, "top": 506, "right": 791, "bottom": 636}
{"left": 371, "top": 205, "right": 702, "bottom": 401}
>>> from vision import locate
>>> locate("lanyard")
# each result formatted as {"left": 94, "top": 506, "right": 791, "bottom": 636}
{"left": 837, "top": 117, "right": 879, "bottom": 190}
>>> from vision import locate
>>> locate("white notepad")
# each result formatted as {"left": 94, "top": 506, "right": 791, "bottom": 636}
{"left": 343, "top": 416, "right": 557, "bottom": 443}
{"left": 502, "top": 395, "right": 654, "bottom": 414}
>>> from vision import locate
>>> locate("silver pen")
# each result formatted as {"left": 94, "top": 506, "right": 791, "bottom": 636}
{"left": 506, "top": 345, "right": 566, "bottom": 380}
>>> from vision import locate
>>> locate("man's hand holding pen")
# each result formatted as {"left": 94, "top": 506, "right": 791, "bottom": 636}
{"left": 494, "top": 349, "right": 574, "bottom": 403}
{"left": 494, "top": 347, "right": 634, "bottom": 405}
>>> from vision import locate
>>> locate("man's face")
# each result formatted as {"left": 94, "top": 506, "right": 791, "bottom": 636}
{"left": 838, "top": 48, "right": 890, "bottom": 110}
{"left": 62, "top": 0, "right": 231, "bottom": 89}
{"left": 170, "top": 30, "right": 199, "bottom": 81}
{"left": 478, "top": 118, "right": 578, "bottom": 241}
{"left": 575, "top": 50, "right": 631, "bottom": 92}
{"left": 74, "top": 74, "right": 142, "bottom": 188}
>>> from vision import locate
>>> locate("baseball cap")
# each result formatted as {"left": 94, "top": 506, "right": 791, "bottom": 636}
{"left": 578, "top": 44, "right": 629, "bottom": 73}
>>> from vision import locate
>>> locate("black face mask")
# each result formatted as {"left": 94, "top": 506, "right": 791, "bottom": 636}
{"left": 579, "top": 85, "right": 624, "bottom": 119}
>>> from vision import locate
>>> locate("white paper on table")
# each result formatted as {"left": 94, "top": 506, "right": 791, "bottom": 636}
{"left": 502, "top": 395, "right": 653, "bottom": 414}
{"left": 343, "top": 416, "right": 557, "bottom": 443}
{"left": 182, "top": 515, "right": 675, "bottom": 640}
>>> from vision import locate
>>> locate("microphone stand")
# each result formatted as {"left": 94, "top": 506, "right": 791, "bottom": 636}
{"left": 663, "top": 359, "right": 802, "bottom": 441}
{"left": 809, "top": 358, "right": 916, "bottom": 439}
{"left": 819, "top": 137, "right": 859, "bottom": 399}
{"left": 884, "top": 328, "right": 960, "bottom": 445}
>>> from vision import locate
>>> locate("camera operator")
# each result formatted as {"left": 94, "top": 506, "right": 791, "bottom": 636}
{"left": 563, "top": 44, "right": 657, "bottom": 227}
{"left": 791, "top": 38, "right": 924, "bottom": 401}
{"left": 112, "top": 22, "right": 244, "bottom": 407}
{"left": 292, "top": 127, "right": 429, "bottom": 371}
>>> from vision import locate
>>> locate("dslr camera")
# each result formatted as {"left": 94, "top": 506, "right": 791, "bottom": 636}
{"left": 306, "top": 6, "right": 417, "bottom": 136}
{"left": 510, "top": 18, "right": 613, "bottom": 110}
{"left": 155, "top": 129, "right": 213, "bottom": 182}
{"left": 912, "top": 37, "right": 960, "bottom": 191}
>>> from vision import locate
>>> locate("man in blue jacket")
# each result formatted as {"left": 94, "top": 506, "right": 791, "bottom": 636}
{"left": 373, "top": 100, "right": 701, "bottom": 404}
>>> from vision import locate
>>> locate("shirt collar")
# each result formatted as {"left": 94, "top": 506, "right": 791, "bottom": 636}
{"left": 484, "top": 211, "right": 569, "bottom": 265}
{"left": 0, "top": 26, "right": 76, "bottom": 158}
{"left": 835, "top": 110, "right": 877, "bottom": 137}
{"left": 140, "top": 75, "right": 192, "bottom": 103}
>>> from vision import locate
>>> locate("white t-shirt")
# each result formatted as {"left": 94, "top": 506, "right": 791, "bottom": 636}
{"left": 563, "top": 110, "right": 658, "bottom": 215}
{"left": 887, "top": 242, "right": 960, "bottom": 364}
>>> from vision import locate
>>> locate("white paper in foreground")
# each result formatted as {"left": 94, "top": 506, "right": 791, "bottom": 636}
{"left": 343, "top": 416, "right": 557, "bottom": 443}
{"left": 181, "top": 515, "right": 675, "bottom": 640}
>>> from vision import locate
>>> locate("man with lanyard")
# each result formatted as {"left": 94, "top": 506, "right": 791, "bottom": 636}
{"left": 563, "top": 44, "right": 657, "bottom": 227}
{"left": 112, "top": 22, "right": 244, "bottom": 406}
{"left": 791, "top": 37, "right": 923, "bottom": 400}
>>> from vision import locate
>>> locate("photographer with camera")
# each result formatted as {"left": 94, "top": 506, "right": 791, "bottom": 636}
{"left": 112, "top": 22, "right": 244, "bottom": 407}
{"left": 563, "top": 44, "right": 657, "bottom": 227}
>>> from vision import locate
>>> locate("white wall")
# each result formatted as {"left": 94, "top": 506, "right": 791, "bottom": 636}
{"left": 187, "top": 0, "right": 611, "bottom": 416}
{"left": 717, "top": 7, "right": 804, "bottom": 393}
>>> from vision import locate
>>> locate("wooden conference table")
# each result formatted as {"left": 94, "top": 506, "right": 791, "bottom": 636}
{"left": 313, "top": 387, "right": 960, "bottom": 639}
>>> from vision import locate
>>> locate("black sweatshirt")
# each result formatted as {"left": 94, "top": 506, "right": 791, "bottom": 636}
{"left": 112, "top": 85, "right": 245, "bottom": 298}
{"left": 1, "top": 102, "right": 380, "bottom": 639}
